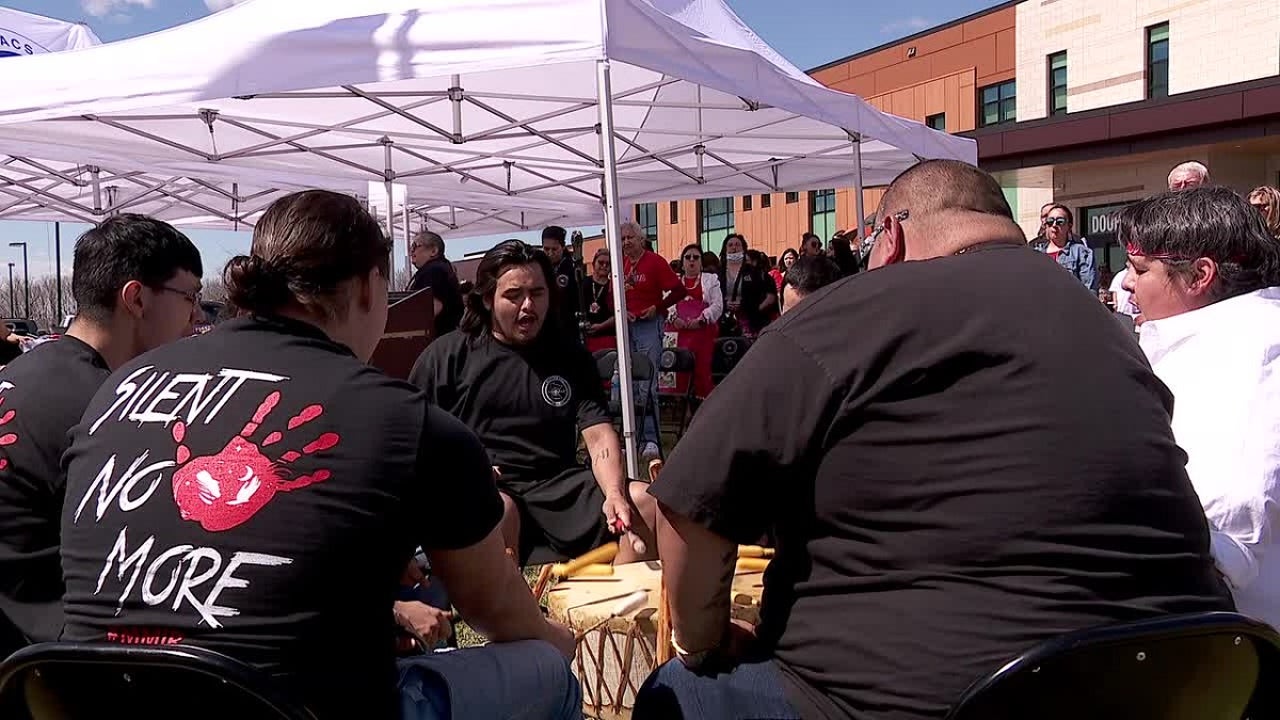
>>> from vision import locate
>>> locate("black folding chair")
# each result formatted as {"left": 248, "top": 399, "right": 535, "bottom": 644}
{"left": 600, "top": 351, "right": 661, "bottom": 459}
{"left": 945, "top": 612, "right": 1280, "bottom": 720}
{"left": 0, "top": 642, "right": 317, "bottom": 720}
{"left": 657, "top": 347, "right": 697, "bottom": 441}
{"left": 710, "top": 336, "right": 754, "bottom": 385}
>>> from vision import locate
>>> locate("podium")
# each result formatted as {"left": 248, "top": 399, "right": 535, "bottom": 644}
{"left": 369, "top": 289, "right": 435, "bottom": 380}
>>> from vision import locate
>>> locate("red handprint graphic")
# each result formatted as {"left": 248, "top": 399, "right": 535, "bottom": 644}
{"left": 169, "top": 391, "right": 340, "bottom": 532}
{"left": 0, "top": 396, "right": 17, "bottom": 471}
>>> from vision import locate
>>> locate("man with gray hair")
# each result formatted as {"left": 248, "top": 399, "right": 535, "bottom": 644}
{"left": 407, "top": 229, "right": 463, "bottom": 334}
{"left": 1168, "top": 161, "right": 1210, "bottom": 191}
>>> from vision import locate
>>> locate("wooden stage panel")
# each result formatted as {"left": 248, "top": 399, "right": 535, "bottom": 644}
{"left": 369, "top": 289, "right": 434, "bottom": 381}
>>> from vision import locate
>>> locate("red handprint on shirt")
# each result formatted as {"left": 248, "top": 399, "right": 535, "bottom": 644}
{"left": 169, "top": 391, "right": 340, "bottom": 532}
{"left": 0, "top": 396, "right": 17, "bottom": 471}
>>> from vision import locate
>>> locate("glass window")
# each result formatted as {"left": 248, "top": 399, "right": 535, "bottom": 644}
{"left": 761, "top": 194, "right": 772, "bottom": 209}
{"left": 1049, "top": 51, "right": 1067, "bottom": 116}
{"left": 698, "top": 197, "right": 734, "bottom": 248}
{"left": 979, "top": 80, "right": 1016, "bottom": 127}
{"left": 809, "top": 189, "right": 837, "bottom": 242}
{"left": 785, "top": 192, "right": 799, "bottom": 204}
{"left": 1147, "top": 22, "right": 1169, "bottom": 99}
{"left": 669, "top": 200, "right": 679, "bottom": 224}
{"left": 742, "top": 194, "right": 753, "bottom": 212}
{"left": 636, "top": 202, "right": 658, "bottom": 242}
{"left": 925, "top": 113, "right": 946, "bottom": 131}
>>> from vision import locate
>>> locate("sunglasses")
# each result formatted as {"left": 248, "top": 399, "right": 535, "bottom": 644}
{"left": 683, "top": 254, "right": 701, "bottom": 261}
{"left": 862, "top": 209, "right": 910, "bottom": 262}
{"left": 1043, "top": 217, "right": 1070, "bottom": 227}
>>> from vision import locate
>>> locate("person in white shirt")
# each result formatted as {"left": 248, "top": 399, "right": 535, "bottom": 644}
{"left": 1120, "top": 185, "right": 1280, "bottom": 627}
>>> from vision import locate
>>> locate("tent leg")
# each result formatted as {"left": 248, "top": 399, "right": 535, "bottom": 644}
{"left": 597, "top": 59, "right": 641, "bottom": 482}
{"left": 851, "top": 134, "right": 866, "bottom": 247}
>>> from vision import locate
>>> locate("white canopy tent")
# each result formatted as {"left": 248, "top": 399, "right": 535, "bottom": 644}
{"left": 0, "top": 0, "right": 976, "bottom": 476}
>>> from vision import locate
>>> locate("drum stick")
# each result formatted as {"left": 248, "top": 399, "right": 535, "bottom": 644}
{"left": 556, "top": 542, "right": 619, "bottom": 578}
{"left": 550, "top": 563, "right": 614, "bottom": 578}
{"left": 657, "top": 583, "right": 674, "bottom": 664}
{"left": 736, "top": 557, "right": 770, "bottom": 573}
{"left": 573, "top": 589, "right": 650, "bottom": 641}
{"left": 531, "top": 564, "right": 555, "bottom": 600}
{"left": 737, "top": 545, "right": 774, "bottom": 558}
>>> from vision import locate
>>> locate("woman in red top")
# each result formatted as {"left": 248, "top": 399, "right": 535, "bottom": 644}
{"left": 666, "top": 244, "right": 723, "bottom": 400}
{"left": 770, "top": 248, "right": 798, "bottom": 294}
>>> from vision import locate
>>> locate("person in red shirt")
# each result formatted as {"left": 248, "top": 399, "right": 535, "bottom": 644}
{"left": 618, "top": 222, "right": 685, "bottom": 460}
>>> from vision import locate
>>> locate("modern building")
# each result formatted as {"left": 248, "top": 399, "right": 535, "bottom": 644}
{"left": 634, "top": 0, "right": 1280, "bottom": 283}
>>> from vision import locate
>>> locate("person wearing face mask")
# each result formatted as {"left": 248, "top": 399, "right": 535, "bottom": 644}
{"left": 1030, "top": 204, "right": 1097, "bottom": 292}
{"left": 637, "top": 160, "right": 1230, "bottom": 720}
{"left": 410, "top": 240, "right": 658, "bottom": 568}
{"left": 717, "top": 234, "right": 775, "bottom": 337}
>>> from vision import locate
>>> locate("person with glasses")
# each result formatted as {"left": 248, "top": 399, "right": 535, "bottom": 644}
{"left": 0, "top": 214, "right": 203, "bottom": 651}
{"left": 583, "top": 247, "right": 617, "bottom": 355}
{"left": 638, "top": 160, "right": 1230, "bottom": 720}
{"left": 406, "top": 229, "right": 464, "bottom": 335}
{"left": 667, "top": 244, "right": 723, "bottom": 401}
{"left": 1248, "top": 186, "right": 1280, "bottom": 240}
{"left": 1030, "top": 204, "right": 1097, "bottom": 291}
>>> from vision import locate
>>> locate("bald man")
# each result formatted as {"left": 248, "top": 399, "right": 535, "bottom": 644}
{"left": 638, "top": 160, "right": 1231, "bottom": 720}
{"left": 1169, "top": 161, "right": 1210, "bottom": 191}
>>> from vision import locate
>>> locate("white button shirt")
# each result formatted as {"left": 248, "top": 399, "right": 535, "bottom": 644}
{"left": 1139, "top": 287, "right": 1280, "bottom": 628}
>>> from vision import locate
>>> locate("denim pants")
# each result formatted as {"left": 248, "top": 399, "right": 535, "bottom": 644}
{"left": 612, "top": 316, "right": 662, "bottom": 446}
{"left": 633, "top": 658, "right": 801, "bottom": 720}
{"left": 398, "top": 640, "right": 583, "bottom": 720}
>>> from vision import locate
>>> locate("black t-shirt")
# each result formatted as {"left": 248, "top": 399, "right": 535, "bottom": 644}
{"left": 409, "top": 330, "right": 610, "bottom": 488}
{"left": 0, "top": 337, "right": 110, "bottom": 643}
{"left": 58, "top": 316, "right": 502, "bottom": 718}
{"left": 652, "top": 244, "right": 1232, "bottom": 720}
{"left": 553, "top": 256, "right": 582, "bottom": 338}
{"left": 583, "top": 279, "right": 613, "bottom": 335}
{"left": 719, "top": 263, "right": 774, "bottom": 332}
{"left": 408, "top": 257, "right": 464, "bottom": 335}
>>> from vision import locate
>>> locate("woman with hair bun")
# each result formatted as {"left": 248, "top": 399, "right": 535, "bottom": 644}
{"left": 56, "top": 190, "right": 581, "bottom": 720}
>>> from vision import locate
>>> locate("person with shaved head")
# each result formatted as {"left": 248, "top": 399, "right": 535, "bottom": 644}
{"left": 637, "top": 160, "right": 1232, "bottom": 720}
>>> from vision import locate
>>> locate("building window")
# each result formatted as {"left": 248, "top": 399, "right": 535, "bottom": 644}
{"left": 742, "top": 195, "right": 753, "bottom": 211}
{"left": 979, "top": 80, "right": 1016, "bottom": 127}
{"left": 697, "top": 197, "right": 734, "bottom": 248}
{"left": 1048, "top": 51, "right": 1067, "bottom": 116}
{"left": 925, "top": 113, "right": 946, "bottom": 131}
{"left": 785, "top": 192, "right": 799, "bottom": 204}
{"left": 809, "top": 189, "right": 837, "bottom": 241}
{"left": 1147, "top": 22, "right": 1169, "bottom": 99}
{"left": 636, "top": 202, "right": 658, "bottom": 241}
{"left": 668, "top": 200, "right": 679, "bottom": 224}
{"left": 761, "top": 194, "right": 772, "bottom": 209}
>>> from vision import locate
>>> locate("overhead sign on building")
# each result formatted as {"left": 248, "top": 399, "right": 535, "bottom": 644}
{"left": 0, "top": 7, "right": 101, "bottom": 58}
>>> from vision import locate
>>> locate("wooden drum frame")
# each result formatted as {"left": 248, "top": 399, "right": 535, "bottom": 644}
{"left": 544, "top": 560, "right": 765, "bottom": 720}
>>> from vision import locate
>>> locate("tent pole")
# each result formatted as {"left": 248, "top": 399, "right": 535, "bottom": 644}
{"left": 89, "top": 166, "right": 102, "bottom": 215}
{"left": 381, "top": 137, "right": 396, "bottom": 277}
{"left": 596, "top": 59, "right": 641, "bottom": 482}
{"left": 851, "top": 133, "right": 866, "bottom": 243}
{"left": 450, "top": 75, "right": 463, "bottom": 143}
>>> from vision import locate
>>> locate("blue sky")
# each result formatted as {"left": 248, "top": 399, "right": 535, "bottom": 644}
{"left": 2, "top": 0, "right": 1000, "bottom": 277}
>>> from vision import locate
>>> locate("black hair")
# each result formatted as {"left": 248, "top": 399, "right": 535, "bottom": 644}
{"left": 224, "top": 190, "right": 390, "bottom": 318}
{"left": 460, "top": 239, "right": 559, "bottom": 338}
{"left": 72, "top": 213, "right": 203, "bottom": 324}
{"left": 784, "top": 254, "right": 842, "bottom": 296}
{"left": 720, "top": 233, "right": 749, "bottom": 260}
{"left": 541, "top": 226, "right": 567, "bottom": 245}
{"left": 1117, "top": 185, "right": 1280, "bottom": 302}
{"left": 1044, "top": 204, "right": 1074, "bottom": 225}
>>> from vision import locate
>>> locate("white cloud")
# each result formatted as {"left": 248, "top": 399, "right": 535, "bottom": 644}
{"left": 79, "top": 0, "right": 154, "bottom": 19}
{"left": 204, "top": 0, "right": 252, "bottom": 11}
{"left": 880, "top": 16, "right": 933, "bottom": 36}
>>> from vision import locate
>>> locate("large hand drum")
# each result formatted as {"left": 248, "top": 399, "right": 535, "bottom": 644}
{"left": 545, "top": 560, "right": 764, "bottom": 719}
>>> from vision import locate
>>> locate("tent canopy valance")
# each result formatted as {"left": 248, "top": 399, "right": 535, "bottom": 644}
{"left": 0, "top": 0, "right": 974, "bottom": 237}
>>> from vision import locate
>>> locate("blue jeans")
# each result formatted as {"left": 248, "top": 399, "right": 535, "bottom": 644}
{"left": 612, "top": 316, "right": 662, "bottom": 446}
{"left": 633, "top": 658, "right": 801, "bottom": 720}
{"left": 398, "top": 640, "right": 583, "bottom": 720}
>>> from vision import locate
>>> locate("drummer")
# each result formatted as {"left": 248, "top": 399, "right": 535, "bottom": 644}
{"left": 410, "top": 239, "right": 658, "bottom": 566}
{"left": 56, "top": 191, "right": 581, "bottom": 719}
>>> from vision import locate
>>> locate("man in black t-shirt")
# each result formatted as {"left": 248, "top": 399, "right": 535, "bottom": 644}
{"left": 542, "top": 225, "right": 582, "bottom": 343}
{"left": 58, "top": 190, "right": 578, "bottom": 719}
{"left": 0, "top": 215, "right": 203, "bottom": 650}
{"left": 637, "top": 161, "right": 1233, "bottom": 720}
{"left": 411, "top": 239, "right": 656, "bottom": 565}
{"left": 406, "top": 230, "right": 463, "bottom": 334}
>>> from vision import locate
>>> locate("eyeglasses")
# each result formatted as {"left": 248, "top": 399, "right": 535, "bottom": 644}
{"left": 160, "top": 286, "right": 201, "bottom": 305}
{"left": 1043, "top": 217, "right": 1070, "bottom": 227}
{"left": 683, "top": 254, "right": 701, "bottom": 261}
{"left": 861, "top": 209, "right": 910, "bottom": 262}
